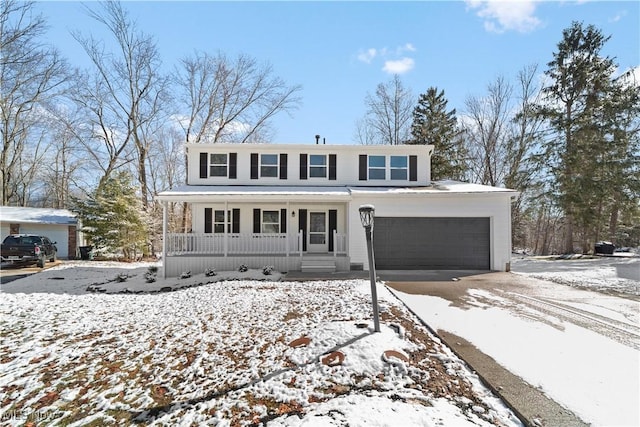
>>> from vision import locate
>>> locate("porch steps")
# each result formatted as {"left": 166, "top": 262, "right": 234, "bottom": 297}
{"left": 300, "top": 256, "right": 336, "bottom": 273}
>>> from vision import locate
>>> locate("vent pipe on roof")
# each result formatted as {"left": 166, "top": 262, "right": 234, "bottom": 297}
{"left": 315, "top": 134, "right": 320, "bottom": 145}
{"left": 323, "top": 137, "right": 326, "bottom": 145}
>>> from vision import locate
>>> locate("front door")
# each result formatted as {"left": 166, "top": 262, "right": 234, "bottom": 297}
{"left": 308, "top": 211, "right": 328, "bottom": 253}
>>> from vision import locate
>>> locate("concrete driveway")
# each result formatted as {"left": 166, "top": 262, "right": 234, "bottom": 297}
{"left": 385, "top": 271, "right": 639, "bottom": 427}
{"left": 0, "top": 260, "right": 62, "bottom": 284}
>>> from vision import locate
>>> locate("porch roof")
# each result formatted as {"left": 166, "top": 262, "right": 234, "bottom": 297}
{"left": 156, "top": 185, "right": 352, "bottom": 202}
{"left": 349, "top": 180, "right": 519, "bottom": 196}
{"left": 156, "top": 181, "right": 518, "bottom": 203}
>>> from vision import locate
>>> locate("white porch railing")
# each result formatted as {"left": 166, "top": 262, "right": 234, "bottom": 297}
{"left": 165, "top": 231, "right": 347, "bottom": 256}
{"left": 166, "top": 232, "right": 303, "bottom": 256}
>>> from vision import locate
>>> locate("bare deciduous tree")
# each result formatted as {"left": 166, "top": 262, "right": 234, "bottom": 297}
{"left": 0, "top": 0, "right": 69, "bottom": 205}
{"left": 462, "top": 76, "right": 513, "bottom": 186}
{"left": 73, "top": 1, "right": 168, "bottom": 207}
{"left": 357, "top": 74, "right": 414, "bottom": 145}
{"left": 174, "top": 51, "right": 302, "bottom": 145}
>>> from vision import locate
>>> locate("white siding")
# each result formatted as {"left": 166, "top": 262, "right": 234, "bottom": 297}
{"left": 187, "top": 143, "right": 433, "bottom": 187}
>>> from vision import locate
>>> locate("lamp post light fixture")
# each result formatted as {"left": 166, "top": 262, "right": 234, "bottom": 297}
{"left": 359, "top": 204, "right": 380, "bottom": 333}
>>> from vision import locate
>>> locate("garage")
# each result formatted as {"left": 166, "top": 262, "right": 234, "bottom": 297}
{"left": 373, "top": 217, "right": 490, "bottom": 270}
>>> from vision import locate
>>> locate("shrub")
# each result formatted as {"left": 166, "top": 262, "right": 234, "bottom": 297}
{"left": 262, "top": 265, "right": 274, "bottom": 275}
{"left": 115, "top": 273, "right": 128, "bottom": 282}
{"left": 180, "top": 271, "right": 191, "bottom": 279}
{"left": 205, "top": 268, "right": 217, "bottom": 277}
{"left": 238, "top": 264, "right": 248, "bottom": 273}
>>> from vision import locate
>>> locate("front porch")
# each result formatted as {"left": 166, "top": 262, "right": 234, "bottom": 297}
{"left": 162, "top": 231, "right": 349, "bottom": 277}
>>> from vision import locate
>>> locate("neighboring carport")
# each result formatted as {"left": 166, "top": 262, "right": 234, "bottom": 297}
{"left": 373, "top": 217, "right": 490, "bottom": 270}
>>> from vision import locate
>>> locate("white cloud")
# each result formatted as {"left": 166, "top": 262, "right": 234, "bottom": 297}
{"left": 397, "top": 43, "right": 416, "bottom": 54}
{"left": 357, "top": 48, "right": 378, "bottom": 64}
{"left": 382, "top": 57, "right": 415, "bottom": 74}
{"left": 466, "top": 0, "right": 542, "bottom": 34}
{"left": 357, "top": 43, "right": 417, "bottom": 74}
{"left": 608, "top": 10, "right": 626, "bottom": 23}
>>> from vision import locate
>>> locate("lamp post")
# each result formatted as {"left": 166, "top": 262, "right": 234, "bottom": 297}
{"left": 359, "top": 204, "right": 380, "bottom": 333}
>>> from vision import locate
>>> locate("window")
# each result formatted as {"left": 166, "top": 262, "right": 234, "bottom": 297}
{"left": 262, "top": 210, "right": 280, "bottom": 233}
{"left": 206, "top": 208, "right": 239, "bottom": 234}
{"left": 214, "top": 210, "right": 230, "bottom": 233}
{"left": 209, "top": 154, "right": 228, "bottom": 177}
{"left": 260, "top": 154, "right": 278, "bottom": 177}
{"left": 368, "top": 155, "right": 386, "bottom": 180}
{"left": 390, "top": 156, "right": 408, "bottom": 180}
{"left": 309, "top": 155, "right": 327, "bottom": 178}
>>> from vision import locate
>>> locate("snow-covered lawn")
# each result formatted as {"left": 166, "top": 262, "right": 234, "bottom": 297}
{"left": 0, "top": 263, "right": 520, "bottom": 426}
{"left": 511, "top": 255, "right": 640, "bottom": 296}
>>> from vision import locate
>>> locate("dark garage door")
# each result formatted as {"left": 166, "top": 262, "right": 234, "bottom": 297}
{"left": 373, "top": 217, "right": 490, "bottom": 270}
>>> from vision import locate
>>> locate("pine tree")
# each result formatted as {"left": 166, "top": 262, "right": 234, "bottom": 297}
{"left": 408, "top": 87, "right": 466, "bottom": 180}
{"left": 73, "top": 171, "right": 149, "bottom": 260}
{"left": 536, "top": 22, "right": 623, "bottom": 252}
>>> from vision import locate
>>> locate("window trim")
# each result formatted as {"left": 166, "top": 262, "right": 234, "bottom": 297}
{"left": 390, "top": 155, "right": 408, "bottom": 180}
{"left": 368, "top": 155, "right": 386, "bottom": 180}
{"left": 209, "top": 153, "right": 228, "bottom": 177}
{"left": 259, "top": 154, "right": 279, "bottom": 178}
{"left": 261, "top": 210, "right": 281, "bottom": 234}
{"left": 308, "top": 154, "right": 328, "bottom": 178}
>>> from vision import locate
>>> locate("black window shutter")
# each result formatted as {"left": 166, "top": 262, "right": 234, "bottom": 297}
{"left": 328, "top": 209, "right": 337, "bottom": 252}
{"left": 253, "top": 209, "right": 261, "bottom": 233}
{"left": 232, "top": 208, "right": 240, "bottom": 233}
{"left": 200, "top": 153, "right": 208, "bottom": 178}
{"left": 280, "top": 209, "right": 287, "bottom": 233}
{"left": 280, "top": 154, "right": 288, "bottom": 180}
{"left": 204, "top": 208, "right": 213, "bottom": 233}
{"left": 359, "top": 155, "right": 367, "bottom": 180}
{"left": 299, "top": 154, "right": 308, "bottom": 180}
{"left": 250, "top": 153, "right": 259, "bottom": 179}
{"left": 298, "top": 209, "right": 307, "bottom": 251}
{"left": 409, "top": 155, "right": 418, "bottom": 181}
{"left": 329, "top": 154, "right": 337, "bottom": 180}
{"left": 229, "top": 153, "right": 237, "bottom": 179}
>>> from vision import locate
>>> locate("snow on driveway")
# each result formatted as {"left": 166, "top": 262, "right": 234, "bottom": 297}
{"left": 391, "top": 264, "right": 640, "bottom": 427}
{"left": 0, "top": 263, "right": 521, "bottom": 426}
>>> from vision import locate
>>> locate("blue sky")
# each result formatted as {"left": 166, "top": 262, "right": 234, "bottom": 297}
{"left": 36, "top": 1, "right": 639, "bottom": 144}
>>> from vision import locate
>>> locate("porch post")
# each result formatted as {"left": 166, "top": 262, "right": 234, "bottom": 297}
{"left": 333, "top": 229, "right": 337, "bottom": 257}
{"left": 162, "top": 201, "right": 167, "bottom": 279}
{"left": 224, "top": 201, "right": 228, "bottom": 256}
{"left": 286, "top": 201, "right": 290, "bottom": 256}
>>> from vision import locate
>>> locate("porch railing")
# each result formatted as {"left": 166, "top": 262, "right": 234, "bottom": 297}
{"left": 165, "top": 231, "right": 347, "bottom": 256}
{"left": 166, "top": 232, "right": 303, "bottom": 256}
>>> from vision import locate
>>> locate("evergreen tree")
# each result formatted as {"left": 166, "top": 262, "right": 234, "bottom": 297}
{"left": 535, "top": 22, "right": 628, "bottom": 252}
{"left": 408, "top": 87, "right": 466, "bottom": 180}
{"left": 73, "top": 171, "right": 149, "bottom": 260}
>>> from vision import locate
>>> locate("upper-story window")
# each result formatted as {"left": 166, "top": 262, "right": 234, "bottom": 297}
{"left": 309, "top": 155, "right": 327, "bottom": 178}
{"left": 390, "top": 156, "right": 408, "bottom": 180}
{"left": 360, "top": 154, "right": 416, "bottom": 182}
{"left": 260, "top": 154, "right": 278, "bottom": 178}
{"left": 368, "top": 155, "right": 386, "bottom": 180}
{"left": 210, "top": 154, "right": 228, "bottom": 177}
{"left": 251, "top": 153, "right": 287, "bottom": 179}
{"left": 199, "top": 152, "right": 237, "bottom": 179}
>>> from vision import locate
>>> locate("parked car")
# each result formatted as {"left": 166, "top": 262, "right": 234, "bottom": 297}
{"left": 0, "top": 234, "right": 57, "bottom": 268}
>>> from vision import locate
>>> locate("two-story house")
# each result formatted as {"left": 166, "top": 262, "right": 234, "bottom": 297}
{"left": 156, "top": 143, "right": 518, "bottom": 277}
